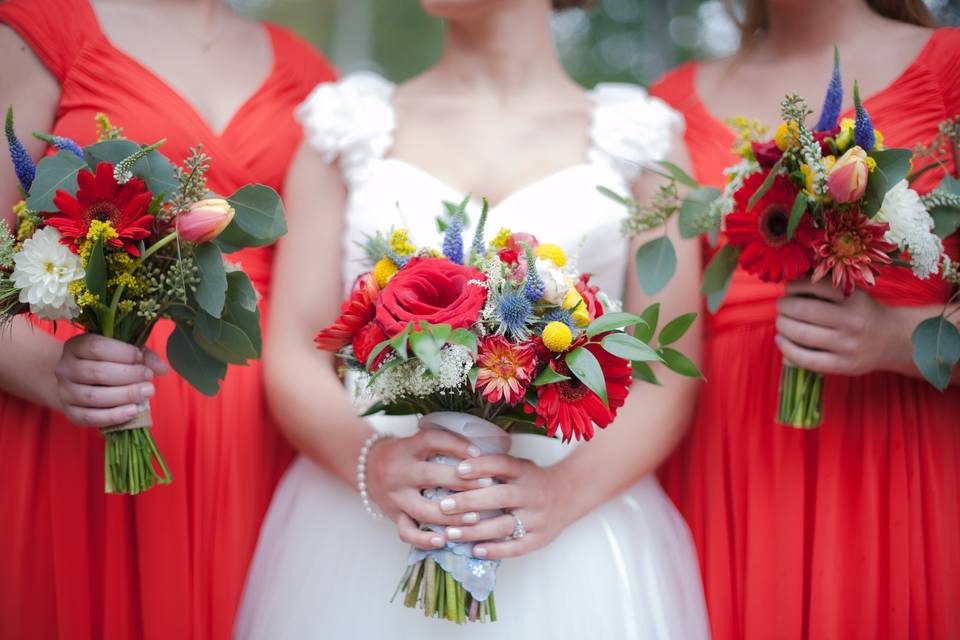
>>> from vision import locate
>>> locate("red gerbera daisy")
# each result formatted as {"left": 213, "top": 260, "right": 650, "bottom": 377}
{"left": 811, "top": 209, "right": 896, "bottom": 295}
{"left": 531, "top": 339, "right": 632, "bottom": 442}
{"left": 316, "top": 273, "right": 381, "bottom": 351}
{"left": 48, "top": 162, "right": 154, "bottom": 256}
{"left": 475, "top": 336, "right": 537, "bottom": 405}
{"left": 726, "top": 171, "right": 815, "bottom": 282}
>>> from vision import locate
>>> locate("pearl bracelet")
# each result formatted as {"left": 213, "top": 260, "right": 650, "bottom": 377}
{"left": 358, "top": 431, "right": 393, "bottom": 519}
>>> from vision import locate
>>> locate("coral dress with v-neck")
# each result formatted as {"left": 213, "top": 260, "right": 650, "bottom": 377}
{"left": 651, "top": 29, "right": 960, "bottom": 640}
{"left": 0, "top": 1, "right": 336, "bottom": 638}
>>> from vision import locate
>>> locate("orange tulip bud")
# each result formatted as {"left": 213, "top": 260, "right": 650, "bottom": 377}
{"left": 178, "top": 198, "right": 235, "bottom": 243}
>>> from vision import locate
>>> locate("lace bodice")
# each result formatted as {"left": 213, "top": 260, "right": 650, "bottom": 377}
{"left": 297, "top": 72, "right": 683, "bottom": 299}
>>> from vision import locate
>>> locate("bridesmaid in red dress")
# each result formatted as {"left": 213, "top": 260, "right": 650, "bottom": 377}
{"left": 652, "top": 1, "right": 960, "bottom": 638}
{"left": 0, "top": 1, "right": 335, "bottom": 638}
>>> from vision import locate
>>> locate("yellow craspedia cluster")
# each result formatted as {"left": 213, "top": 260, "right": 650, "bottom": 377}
{"left": 542, "top": 321, "right": 573, "bottom": 353}
{"left": 373, "top": 257, "right": 399, "bottom": 287}
{"left": 727, "top": 116, "right": 768, "bottom": 159}
{"left": 534, "top": 243, "right": 566, "bottom": 267}
{"left": 774, "top": 120, "right": 801, "bottom": 151}
{"left": 491, "top": 227, "right": 512, "bottom": 250}
{"left": 389, "top": 229, "right": 416, "bottom": 258}
{"left": 562, "top": 288, "right": 590, "bottom": 327}
{"left": 13, "top": 200, "right": 34, "bottom": 243}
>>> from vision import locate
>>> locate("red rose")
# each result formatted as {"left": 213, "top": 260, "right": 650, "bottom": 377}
{"left": 375, "top": 257, "right": 487, "bottom": 336}
{"left": 575, "top": 274, "right": 604, "bottom": 319}
{"left": 315, "top": 273, "right": 380, "bottom": 351}
{"left": 751, "top": 140, "right": 782, "bottom": 168}
{"left": 353, "top": 322, "right": 389, "bottom": 370}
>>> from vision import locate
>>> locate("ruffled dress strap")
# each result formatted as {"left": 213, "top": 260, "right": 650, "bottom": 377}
{"left": 588, "top": 82, "right": 684, "bottom": 184}
{"left": 0, "top": 0, "right": 101, "bottom": 83}
{"left": 296, "top": 72, "right": 396, "bottom": 186}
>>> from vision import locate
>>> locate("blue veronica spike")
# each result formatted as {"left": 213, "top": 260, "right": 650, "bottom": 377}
{"left": 814, "top": 46, "right": 843, "bottom": 132}
{"left": 521, "top": 243, "right": 544, "bottom": 303}
{"left": 5, "top": 106, "right": 35, "bottom": 192}
{"left": 33, "top": 132, "right": 84, "bottom": 159}
{"left": 442, "top": 209, "right": 465, "bottom": 264}
{"left": 852, "top": 81, "right": 876, "bottom": 151}
{"left": 496, "top": 290, "right": 533, "bottom": 337}
{"left": 543, "top": 308, "right": 575, "bottom": 330}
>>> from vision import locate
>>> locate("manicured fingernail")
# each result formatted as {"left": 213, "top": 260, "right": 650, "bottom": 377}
{"left": 143, "top": 368, "right": 154, "bottom": 380}
{"left": 457, "top": 462, "right": 472, "bottom": 475}
{"left": 141, "top": 385, "right": 155, "bottom": 399}
{"left": 124, "top": 406, "right": 138, "bottom": 419}
{"left": 474, "top": 546, "right": 487, "bottom": 558}
{"left": 446, "top": 527, "right": 463, "bottom": 540}
{"left": 462, "top": 512, "right": 479, "bottom": 524}
{"left": 478, "top": 477, "right": 493, "bottom": 488}
{"left": 430, "top": 536, "right": 444, "bottom": 547}
{"left": 467, "top": 445, "right": 481, "bottom": 457}
{"left": 440, "top": 498, "right": 456, "bottom": 511}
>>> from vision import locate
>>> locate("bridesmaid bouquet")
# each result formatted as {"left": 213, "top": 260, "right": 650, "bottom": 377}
{"left": 609, "top": 51, "right": 960, "bottom": 428}
{"left": 315, "top": 197, "right": 700, "bottom": 624}
{"left": 2, "top": 109, "right": 285, "bottom": 493}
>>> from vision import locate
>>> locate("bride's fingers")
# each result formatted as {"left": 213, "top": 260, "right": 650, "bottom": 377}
{"left": 473, "top": 534, "right": 538, "bottom": 561}
{"left": 399, "top": 491, "right": 468, "bottom": 527}
{"left": 410, "top": 462, "right": 491, "bottom": 491}
{"left": 455, "top": 454, "right": 528, "bottom": 481}
{"left": 396, "top": 512, "right": 446, "bottom": 550}
{"left": 410, "top": 429, "right": 481, "bottom": 461}
{"left": 437, "top": 485, "right": 519, "bottom": 515}
{"left": 443, "top": 514, "right": 516, "bottom": 543}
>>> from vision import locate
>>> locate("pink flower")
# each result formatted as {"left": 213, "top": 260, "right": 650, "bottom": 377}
{"left": 178, "top": 198, "right": 235, "bottom": 243}
{"left": 811, "top": 209, "right": 896, "bottom": 295}
{"left": 475, "top": 336, "right": 537, "bottom": 405}
{"left": 827, "top": 146, "right": 869, "bottom": 203}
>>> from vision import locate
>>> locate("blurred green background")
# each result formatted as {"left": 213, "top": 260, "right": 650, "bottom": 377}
{"left": 232, "top": 0, "right": 960, "bottom": 87}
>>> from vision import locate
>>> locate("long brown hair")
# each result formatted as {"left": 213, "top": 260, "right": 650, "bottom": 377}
{"left": 729, "top": 0, "right": 938, "bottom": 49}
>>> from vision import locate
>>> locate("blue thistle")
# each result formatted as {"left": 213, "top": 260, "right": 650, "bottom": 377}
{"left": 852, "top": 81, "right": 876, "bottom": 151}
{"left": 521, "top": 243, "right": 544, "bottom": 303}
{"left": 496, "top": 290, "right": 533, "bottom": 338}
{"left": 386, "top": 249, "right": 410, "bottom": 268}
{"left": 442, "top": 210, "right": 465, "bottom": 264}
{"left": 5, "top": 106, "right": 35, "bottom": 192}
{"left": 32, "top": 132, "right": 83, "bottom": 159}
{"left": 543, "top": 308, "right": 575, "bottom": 330}
{"left": 814, "top": 46, "right": 843, "bottom": 132}
{"left": 469, "top": 198, "right": 489, "bottom": 261}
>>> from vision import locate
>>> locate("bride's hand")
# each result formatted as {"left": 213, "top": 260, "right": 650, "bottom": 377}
{"left": 364, "top": 430, "right": 493, "bottom": 550}
{"left": 434, "top": 454, "right": 577, "bottom": 560}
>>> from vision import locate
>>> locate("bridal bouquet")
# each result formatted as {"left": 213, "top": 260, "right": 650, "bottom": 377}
{"left": 2, "top": 109, "right": 285, "bottom": 493}
{"left": 608, "top": 51, "right": 960, "bottom": 428}
{"left": 316, "top": 197, "right": 700, "bottom": 623}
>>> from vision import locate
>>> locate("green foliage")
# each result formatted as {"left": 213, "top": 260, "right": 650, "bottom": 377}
{"left": 193, "top": 243, "right": 227, "bottom": 316}
{"left": 634, "top": 235, "right": 676, "bottom": 296}
{"left": 84, "top": 139, "right": 178, "bottom": 197}
{"left": 565, "top": 346, "right": 608, "bottom": 407}
{"left": 85, "top": 235, "right": 108, "bottom": 306}
{"left": 786, "top": 191, "right": 809, "bottom": 240}
{"left": 912, "top": 316, "right": 960, "bottom": 391}
{"left": 600, "top": 332, "right": 660, "bottom": 362}
{"left": 586, "top": 311, "right": 646, "bottom": 338}
{"left": 700, "top": 244, "right": 740, "bottom": 313}
{"left": 658, "top": 312, "right": 697, "bottom": 346}
{"left": 678, "top": 186, "right": 721, "bottom": 239}
{"left": 25, "top": 151, "right": 86, "bottom": 212}
{"left": 532, "top": 365, "right": 571, "bottom": 386}
{"left": 167, "top": 323, "right": 228, "bottom": 396}
{"left": 864, "top": 149, "right": 912, "bottom": 216}
{"left": 216, "top": 184, "right": 287, "bottom": 252}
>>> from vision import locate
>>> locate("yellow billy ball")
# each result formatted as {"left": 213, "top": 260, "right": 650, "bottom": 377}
{"left": 534, "top": 243, "right": 567, "bottom": 267}
{"left": 373, "top": 257, "right": 399, "bottom": 288}
{"left": 542, "top": 321, "right": 573, "bottom": 353}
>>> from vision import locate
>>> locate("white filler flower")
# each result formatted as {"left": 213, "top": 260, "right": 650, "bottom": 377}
{"left": 876, "top": 180, "right": 943, "bottom": 280}
{"left": 11, "top": 226, "right": 84, "bottom": 320}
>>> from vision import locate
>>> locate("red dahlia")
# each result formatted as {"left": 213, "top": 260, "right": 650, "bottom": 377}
{"left": 531, "top": 339, "right": 632, "bottom": 442}
{"left": 475, "top": 336, "right": 537, "bottom": 405}
{"left": 352, "top": 322, "right": 388, "bottom": 370}
{"left": 811, "top": 210, "right": 896, "bottom": 295}
{"left": 315, "top": 273, "right": 380, "bottom": 351}
{"left": 48, "top": 162, "right": 154, "bottom": 256}
{"left": 726, "top": 171, "right": 815, "bottom": 282}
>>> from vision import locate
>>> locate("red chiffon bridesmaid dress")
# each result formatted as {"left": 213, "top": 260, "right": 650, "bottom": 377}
{"left": 652, "top": 28, "right": 960, "bottom": 640}
{"left": 0, "top": 1, "right": 336, "bottom": 638}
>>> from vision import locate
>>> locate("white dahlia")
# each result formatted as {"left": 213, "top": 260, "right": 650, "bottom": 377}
{"left": 537, "top": 259, "right": 571, "bottom": 305}
{"left": 875, "top": 180, "right": 943, "bottom": 280}
{"left": 11, "top": 226, "right": 84, "bottom": 320}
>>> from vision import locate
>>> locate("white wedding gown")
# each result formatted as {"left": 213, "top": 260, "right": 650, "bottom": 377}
{"left": 236, "top": 73, "right": 710, "bottom": 639}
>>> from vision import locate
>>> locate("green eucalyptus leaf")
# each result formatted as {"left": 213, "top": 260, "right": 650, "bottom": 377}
{"left": 225, "top": 271, "right": 258, "bottom": 312}
{"left": 193, "top": 311, "right": 258, "bottom": 365}
{"left": 632, "top": 361, "right": 661, "bottom": 386}
{"left": 25, "top": 151, "right": 86, "bottom": 212}
{"left": 636, "top": 302, "right": 661, "bottom": 343}
{"left": 659, "top": 347, "right": 704, "bottom": 379}
{"left": 427, "top": 322, "right": 452, "bottom": 345}
{"left": 911, "top": 316, "right": 960, "bottom": 391}
{"left": 864, "top": 148, "right": 912, "bottom": 216}
{"left": 83, "top": 140, "right": 177, "bottom": 197}
{"left": 449, "top": 328, "right": 478, "bottom": 356}
{"left": 467, "top": 366, "right": 479, "bottom": 391}
{"left": 565, "top": 346, "right": 608, "bottom": 407}
{"left": 532, "top": 365, "right": 571, "bottom": 386}
{"left": 600, "top": 333, "right": 661, "bottom": 362}
{"left": 655, "top": 160, "right": 699, "bottom": 188}
{"left": 596, "top": 185, "right": 634, "bottom": 206}
{"left": 678, "top": 186, "right": 721, "bottom": 239}
{"left": 167, "top": 323, "right": 227, "bottom": 396}
{"left": 585, "top": 311, "right": 645, "bottom": 338}
{"left": 193, "top": 243, "right": 227, "bottom": 317}
{"left": 658, "top": 312, "right": 698, "bottom": 347}
{"left": 701, "top": 244, "right": 740, "bottom": 313}
{"left": 634, "top": 236, "right": 677, "bottom": 297}
{"left": 217, "top": 184, "right": 287, "bottom": 251}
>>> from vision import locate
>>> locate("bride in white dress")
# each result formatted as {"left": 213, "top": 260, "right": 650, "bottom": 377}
{"left": 237, "top": 1, "right": 709, "bottom": 638}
